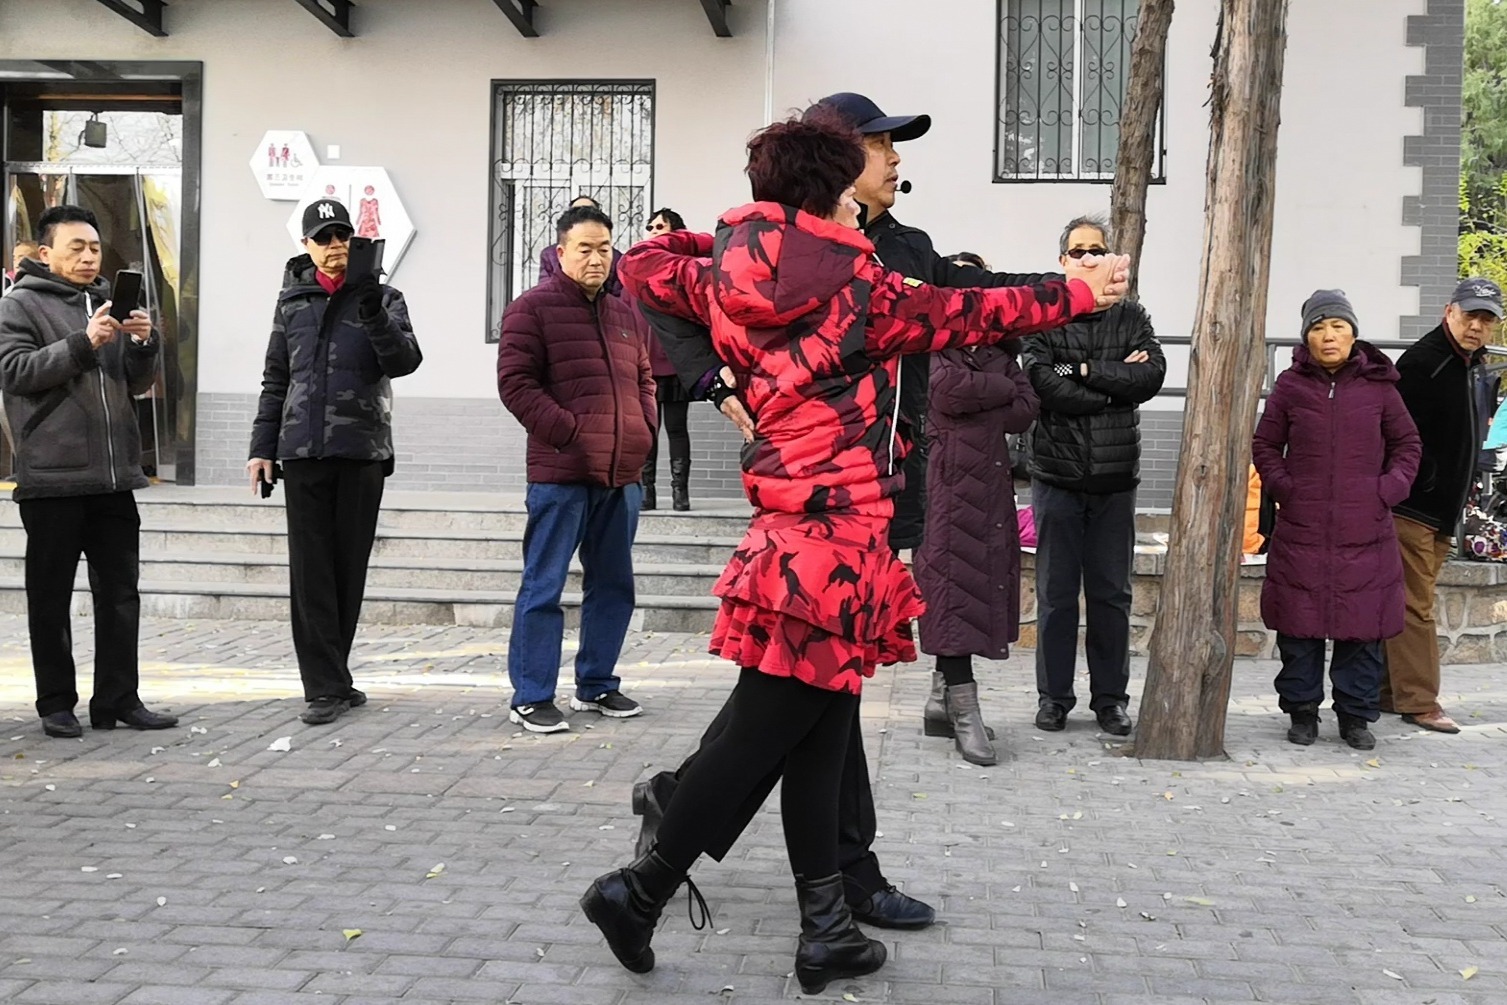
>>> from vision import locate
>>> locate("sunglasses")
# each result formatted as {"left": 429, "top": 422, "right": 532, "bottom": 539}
{"left": 311, "top": 229, "right": 353, "bottom": 246}
{"left": 1065, "top": 247, "right": 1109, "bottom": 259}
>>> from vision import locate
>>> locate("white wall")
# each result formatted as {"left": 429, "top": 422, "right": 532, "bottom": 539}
{"left": 770, "top": 0, "right": 1427, "bottom": 348}
{"left": 1, "top": 0, "right": 1431, "bottom": 402}
{"left": 0, "top": 0, "right": 773, "bottom": 400}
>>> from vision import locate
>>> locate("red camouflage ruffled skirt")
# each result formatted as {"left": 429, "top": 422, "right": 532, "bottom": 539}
{"left": 708, "top": 511, "right": 926, "bottom": 694}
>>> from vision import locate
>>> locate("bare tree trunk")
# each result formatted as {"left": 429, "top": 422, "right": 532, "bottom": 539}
{"left": 1110, "top": 0, "right": 1175, "bottom": 300}
{"left": 1133, "top": 0, "right": 1290, "bottom": 760}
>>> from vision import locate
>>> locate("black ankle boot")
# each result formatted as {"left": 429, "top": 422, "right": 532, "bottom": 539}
{"left": 793, "top": 873, "right": 887, "bottom": 994}
{"left": 642, "top": 478, "right": 657, "bottom": 511}
{"left": 630, "top": 772, "right": 677, "bottom": 859}
{"left": 580, "top": 849, "right": 685, "bottom": 973}
{"left": 1337, "top": 712, "right": 1376, "bottom": 750}
{"left": 1286, "top": 705, "right": 1320, "bottom": 746}
{"left": 670, "top": 457, "right": 691, "bottom": 511}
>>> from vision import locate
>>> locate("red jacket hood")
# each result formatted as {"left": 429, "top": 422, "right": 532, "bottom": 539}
{"left": 711, "top": 202, "right": 875, "bottom": 328}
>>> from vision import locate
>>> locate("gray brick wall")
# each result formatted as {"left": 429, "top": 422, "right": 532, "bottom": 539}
{"left": 194, "top": 392, "right": 751, "bottom": 497}
{"left": 1400, "top": 0, "right": 1465, "bottom": 339}
{"left": 197, "top": 392, "right": 1187, "bottom": 505}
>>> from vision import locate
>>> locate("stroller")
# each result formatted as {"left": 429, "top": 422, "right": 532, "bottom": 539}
{"left": 1459, "top": 355, "right": 1507, "bottom": 561}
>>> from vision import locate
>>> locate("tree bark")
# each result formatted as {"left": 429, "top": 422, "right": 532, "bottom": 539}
{"left": 1110, "top": 0, "right": 1175, "bottom": 300}
{"left": 1133, "top": 0, "right": 1290, "bottom": 761}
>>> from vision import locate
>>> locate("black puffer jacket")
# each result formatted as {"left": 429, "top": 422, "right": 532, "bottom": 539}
{"left": 250, "top": 256, "right": 421, "bottom": 469}
{"left": 1393, "top": 323, "right": 1486, "bottom": 531}
{"left": 864, "top": 211, "right": 1057, "bottom": 548}
{"left": 1020, "top": 301, "right": 1165, "bottom": 494}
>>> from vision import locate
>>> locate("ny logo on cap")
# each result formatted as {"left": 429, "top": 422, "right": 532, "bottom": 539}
{"left": 317, "top": 202, "right": 336, "bottom": 220}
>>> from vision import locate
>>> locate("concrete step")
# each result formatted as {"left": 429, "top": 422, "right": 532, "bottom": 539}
{"left": 0, "top": 577, "right": 720, "bottom": 633}
{"left": 0, "top": 550, "right": 725, "bottom": 595}
{"left": 0, "top": 524, "right": 741, "bottom": 564}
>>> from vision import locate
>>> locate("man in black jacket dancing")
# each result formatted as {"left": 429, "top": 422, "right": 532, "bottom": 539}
{"left": 632, "top": 94, "right": 1123, "bottom": 929}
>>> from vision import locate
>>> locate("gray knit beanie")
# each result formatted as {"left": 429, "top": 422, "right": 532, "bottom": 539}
{"left": 1300, "top": 289, "right": 1359, "bottom": 338}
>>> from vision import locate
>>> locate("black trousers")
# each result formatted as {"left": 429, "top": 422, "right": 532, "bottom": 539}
{"left": 653, "top": 669, "right": 860, "bottom": 880}
{"left": 1032, "top": 481, "right": 1135, "bottom": 713}
{"left": 644, "top": 386, "right": 690, "bottom": 479}
{"left": 282, "top": 458, "right": 385, "bottom": 701}
{"left": 18, "top": 491, "right": 142, "bottom": 718}
{"left": 1274, "top": 634, "right": 1384, "bottom": 722}
{"left": 650, "top": 677, "right": 886, "bottom": 899}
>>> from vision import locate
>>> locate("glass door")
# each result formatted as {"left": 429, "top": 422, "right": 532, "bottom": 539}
{"left": 3, "top": 164, "right": 182, "bottom": 482}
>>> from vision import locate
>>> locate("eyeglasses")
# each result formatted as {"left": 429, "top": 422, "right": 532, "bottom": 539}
{"left": 311, "top": 229, "right": 353, "bottom": 246}
{"left": 1065, "top": 247, "right": 1109, "bottom": 259}
{"left": 646, "top": 223, "right": 671, "bottom": 234}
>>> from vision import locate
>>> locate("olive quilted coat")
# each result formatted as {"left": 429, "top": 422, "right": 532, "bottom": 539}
{"left": 914, "top": 344, "right": 1040, "bottom": 658}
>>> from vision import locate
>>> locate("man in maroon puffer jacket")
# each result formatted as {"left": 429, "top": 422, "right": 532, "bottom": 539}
{"left": 498, "top": 205, "right": 657, "bottom": 733}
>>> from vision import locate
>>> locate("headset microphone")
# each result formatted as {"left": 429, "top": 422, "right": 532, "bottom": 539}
{"left": 898, "top": 180, "right": 913, "bottom": 194}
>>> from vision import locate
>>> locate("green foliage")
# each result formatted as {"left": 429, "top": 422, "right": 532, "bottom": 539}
{"left": 1462, "top": 0, "right": 1507, "bottom": 296}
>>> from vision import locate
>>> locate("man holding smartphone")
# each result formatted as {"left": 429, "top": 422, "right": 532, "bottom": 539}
{"left": 0, "top": 204, "right": 176, "bottom": 738}
{"left": 248, "top": 198, "right": 422, "bottom": 725}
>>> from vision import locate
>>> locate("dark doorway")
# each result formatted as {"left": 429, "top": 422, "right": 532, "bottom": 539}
{"left": 1, "top": 60, "right": 202, "bottom": 484}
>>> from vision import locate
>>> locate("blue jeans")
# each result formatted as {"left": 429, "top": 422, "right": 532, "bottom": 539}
{"left": 507, "top": 482, "right": 642, "bottom": 707}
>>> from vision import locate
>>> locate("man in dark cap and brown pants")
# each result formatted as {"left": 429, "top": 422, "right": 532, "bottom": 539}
{"left": 1385, "top": 278, "right": 1504, "bottom": 733}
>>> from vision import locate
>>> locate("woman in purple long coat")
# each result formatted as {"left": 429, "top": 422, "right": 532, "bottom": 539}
{"left": 1252, "top": 290, "right": 1421, "bottom": 750}
{"left": 914, "top": 339, "right": 1040, "bottom": 765}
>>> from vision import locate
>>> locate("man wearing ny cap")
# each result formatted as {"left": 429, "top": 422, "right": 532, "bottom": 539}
{"left": 249, "top": 198, "right": 422, "bottom": 726}
{"left": 1384, "top": 278, "right": 1504, "bottom": 733}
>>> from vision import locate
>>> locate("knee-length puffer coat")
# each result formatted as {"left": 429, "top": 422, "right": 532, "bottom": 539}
{"left": 1251, "top": 341, "right": 1422, "bottom": 641}
{"left": 914, "top": 344, "right": 1039, "bottom": 658}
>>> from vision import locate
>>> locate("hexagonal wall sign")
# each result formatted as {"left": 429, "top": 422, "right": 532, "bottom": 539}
{"left": 250, "top": 130, "right": 319, "bottom": 200}
{"left": 285, "top": 166, "right": 416, "bottom": 279}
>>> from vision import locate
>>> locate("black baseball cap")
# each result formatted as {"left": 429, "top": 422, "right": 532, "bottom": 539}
{"left": 301, "top": 199, "right": 353, "bottom": 240}
{"left": 1450, "top": 277, "right": 1504, "bottom": 319}
{"left": 818, "top": 92, "right": 931, "bottom": 142}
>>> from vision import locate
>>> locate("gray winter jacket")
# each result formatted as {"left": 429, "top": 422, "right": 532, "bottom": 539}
{"left": 0, "top": 259, "right": 160, "bottom": 500}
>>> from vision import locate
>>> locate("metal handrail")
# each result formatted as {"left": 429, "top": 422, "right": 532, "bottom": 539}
{"left": 1152, "top": 335, "right": 1507, "bottom": 399}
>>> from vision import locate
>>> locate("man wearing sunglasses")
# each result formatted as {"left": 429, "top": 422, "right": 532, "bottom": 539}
{"left": 1019, "top": 215, "right": 1165, "bottom": 737}
{"left": 248, "top": 198, "right": 422, "bottom": 726}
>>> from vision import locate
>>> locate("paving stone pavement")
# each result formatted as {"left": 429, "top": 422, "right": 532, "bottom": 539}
{"left": 0, "top": 614, "right": 1504, "bottom": 1005}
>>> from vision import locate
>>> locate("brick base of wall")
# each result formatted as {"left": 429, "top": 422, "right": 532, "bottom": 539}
{"left": 1018, "top": 550, "right": 1507, "bottom": 665}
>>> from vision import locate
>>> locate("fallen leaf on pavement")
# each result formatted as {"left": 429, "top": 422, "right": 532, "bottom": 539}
{"left": 267, "top": 736, "right": 292, "bottom": 752}
{"left": 343, "top": 929, "right": 362, "bottom": 942}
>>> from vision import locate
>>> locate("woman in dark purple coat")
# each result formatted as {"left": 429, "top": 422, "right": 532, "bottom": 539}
{"left": 914, "top": 339, "right": 1039, "bottom": 765}
{"left": 1251, "top": 290, "right": 1421, "bottom": 750}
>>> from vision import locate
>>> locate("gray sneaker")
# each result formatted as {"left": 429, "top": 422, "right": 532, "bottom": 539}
{"left": 570, "top": 690, "right": 642, "bottom": 718}
{"left": 510, "top": 701, "right": 569, "bottom": 733}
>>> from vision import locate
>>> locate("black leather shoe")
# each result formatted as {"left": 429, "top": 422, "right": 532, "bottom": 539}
{"left": 1034, "top": 703, "right": 1068, "bottom": 732}
{"left": 301, "top": 696, "right": 350, "bottom": 725}
{"left": 346, "top": 689, "right": 368, "bottom": 708}
{"left": 849, "top": 884, "right": 935, "bottom": 930}
{"left": 91, "top": 706, "right": 179, "bottom": 730}
{"left": 42, "top": 711, "right": 82, "bottom": 739}
{"left": 1095, "top": 705, "right": 1133, "bottom": 736}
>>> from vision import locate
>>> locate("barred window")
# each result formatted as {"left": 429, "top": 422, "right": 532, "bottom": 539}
{"left": 486, "top": 80, "right": 655, "bottom": 342}
{"left": 995, "top": 0, "right": 1164, "bottom": 182}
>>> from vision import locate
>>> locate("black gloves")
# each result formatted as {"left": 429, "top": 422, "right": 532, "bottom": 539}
{"left": 707, "top": 370, "right": 738, "bottom": 408}
{"left": 351, "top": 273, "right": 384, "bottom": 322}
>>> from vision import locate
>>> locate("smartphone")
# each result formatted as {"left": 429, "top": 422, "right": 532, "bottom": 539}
{"left": 258, "top": 463, "right": 280, "bottom": 499}
{"left": 109, "top": 270, "right": 144, "bottom": 322}
{"left": 345, "top": 237, "right": 385, "bottom": 283}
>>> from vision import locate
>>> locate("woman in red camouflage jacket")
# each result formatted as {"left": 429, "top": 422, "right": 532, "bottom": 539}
{"left": 579, "top": 108, "right": 1126, "bottom": 994}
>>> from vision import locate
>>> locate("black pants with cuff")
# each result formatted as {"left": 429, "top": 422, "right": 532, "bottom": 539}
{"left": 1032, "top": 481, "right": 1136, "bottom": 713}
{"left": 282, "top": 458, "right": 385, "bottom": 702}
{"left": 652, "top": 669, "right": 860, "bottom": 881}
{"left": 648, "top": 675, "right": 885, "bottom": 900}
{"left": 19, "top": 491, "right": 143, "bottom": 718}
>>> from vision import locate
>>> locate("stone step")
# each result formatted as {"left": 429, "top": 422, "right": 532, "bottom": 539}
{"left": 0, "top": 576, "right": 720, "bottom": 633}
{"left": 0, "top": 550, "right": 724, "bottom": 595}
{"left": 0, "top": 524, "right": 741, "bottom": 564}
